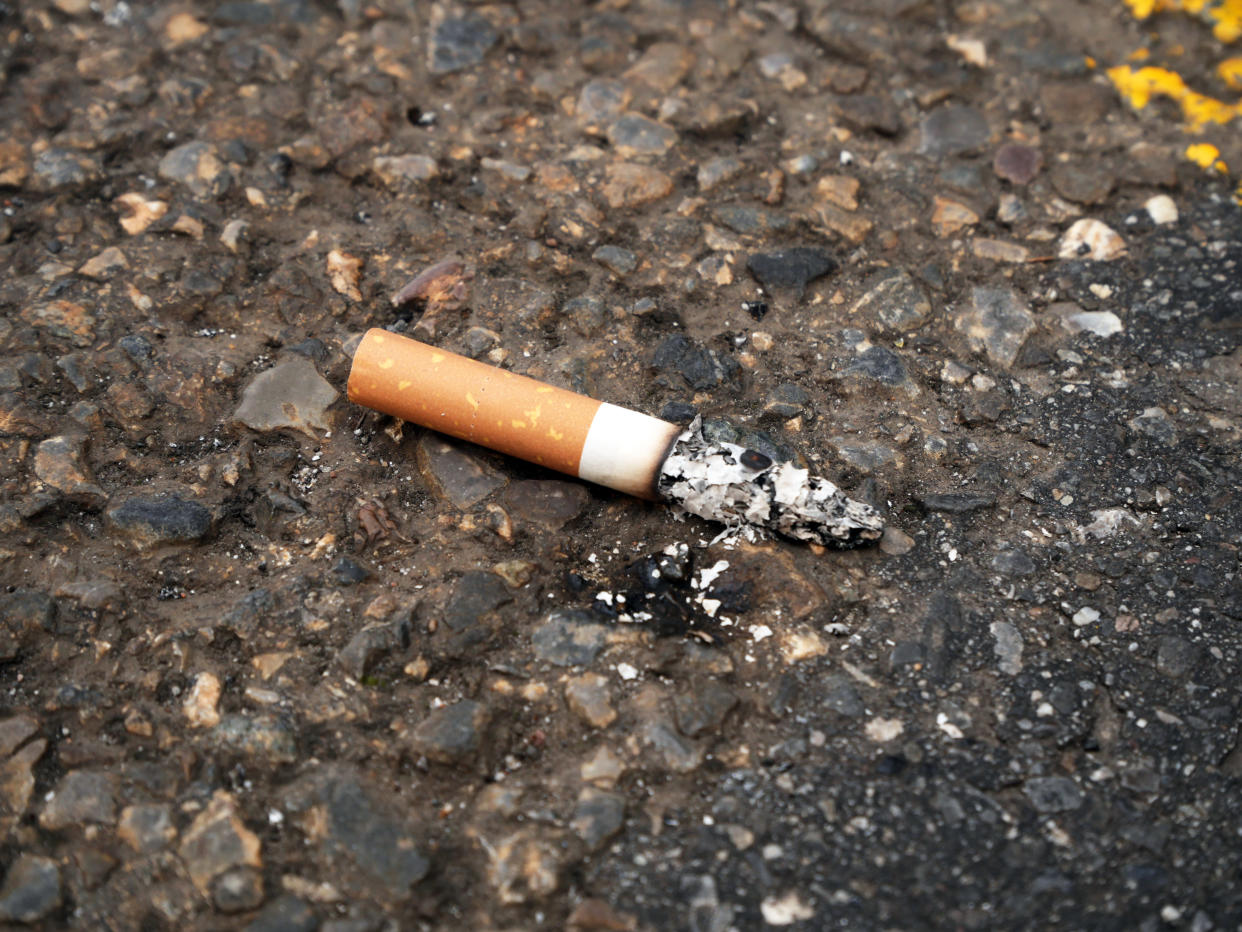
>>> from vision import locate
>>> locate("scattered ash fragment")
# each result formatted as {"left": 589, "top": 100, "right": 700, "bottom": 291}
{"left": 572, "top": 543, "right": 751, "bottom": 644}
{"left": 657, "top": 417, "right": 884, "bottom": 547}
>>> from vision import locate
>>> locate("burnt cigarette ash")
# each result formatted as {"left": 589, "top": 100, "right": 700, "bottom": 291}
{"left": 656, "top": 417, "right": 884, "bottom": 547}
{"left": 569, "top": 543, "right": 750, "bottom": 645}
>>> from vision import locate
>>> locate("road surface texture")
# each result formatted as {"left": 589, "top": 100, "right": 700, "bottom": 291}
{"left": 1, "top": 0, "right": 1240, "bottom": 929}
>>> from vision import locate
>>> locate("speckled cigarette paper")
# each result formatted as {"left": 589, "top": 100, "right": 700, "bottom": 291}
{"left": 348, "top": 329, "right": 599, "bottom": 473}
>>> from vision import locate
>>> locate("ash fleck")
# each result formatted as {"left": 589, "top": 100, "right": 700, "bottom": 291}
{"left": 583, "top": 542, "right": 748, "bottom": 644}
{"left": 657, "top": 417, "right": 883, "bottom": 547}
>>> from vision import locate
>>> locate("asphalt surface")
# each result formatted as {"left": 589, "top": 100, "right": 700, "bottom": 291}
{"left": 0, "top": 1, "right": 1240, "bottom": 929}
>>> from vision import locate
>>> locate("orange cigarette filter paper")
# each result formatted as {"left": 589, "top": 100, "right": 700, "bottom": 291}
{"left": 347, "top": 329, "right": 602, "bottom": 476}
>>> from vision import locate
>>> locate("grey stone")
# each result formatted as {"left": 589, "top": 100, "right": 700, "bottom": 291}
{"left": 919, "top": 492, "right": 996, "bottom": 513}
{"left": 715, "top": 206, "right": 790, "bottom": 237}
{"left": 957, "top": 286, "right": 1035, "bottom": 368}
{"left": 918, "top": 105, "right": 989, "bottom": 158}
{"left": 416, "top": 434, "right": 505, "bottom": 509}
{"left": 890, "top": 641, "right": 925, "bottom": 667}
{"left": 571, "top": 788, "right": 625, "bottom": 851}
{"left": 329, "top": 555, "right": 372, "bottom": 586}
{"left": 697, "top": 156, "right": 744, "bottom": 192}
{"left": 407, "top": 700, "right": 488, "bottom": 765}
{"left": 824, "top": 676, "right": 864, "bottom": 720}
{"left": 281, "top": 770, "right": 430, "bottom": 902}
{"left": 504, "top": 480, "right": 591, "bottom": 530}
{"left": 1128, "top": 407, "right": 1176, "bottom": 444}
{"left": 673, "top": 682, "right": 738, "bottom": 738}
{"left": 444, "top": 571, "right": 512, "bottom": 632}
{"left": 992, "top": 549, "right": 1036, "bottom": 576}
{"left": 244, "top": 894, "right": 317, "bottom": 932}
{"left": 213, "top": 714, "right": 299, "bottom": 764}
{"left": 32, "top": 148, "right": 100, "bottom": 190}
{"left": 158, "top": 141, "right": 231, "bottom": 198}
{"left": 0, "top": 855, "right": 61, "bottom": 924}
{"left": 851, "top": 269, "right": 931, "bottom": 332}
{"left": 577, "top": 79, "right": 629, "bottom": 127}
{"left": 1050, "top": 161, "right": 1114, "bottom": 205}
{"left": 234, "top": 358, "right": 338, "bottom": 437}
{"left": 564, "top": 296, "right": 606, "bottom": 336}
{"left": 429, "top": 16, "right": 498, "bottom": 74}
{"left": 834, "top": 94, "right": 901, "bottom": 136}
{"left": 844, "top": 346, "right": 911, "bottom": 388}
{"left": 1156, "top": 636, "right": 1199, "bottom": 680}
{"left": 829, "top": 438, "right": 896, "bottom": 473}
{"left": 607, "top": 113, "right": 678, "bottom": 157}
{"left": 532, "top": 610, "right": 608, "bottom": 666}
{"left": 0, "top": 716, "right": 38, "bottom": 759}
{"left": 337, "top": 613, "right": 411, "bottom": 679}
{"left": 763, "top": 382, "right": 810, "bottom": 420}
{"left": 212, "top": 867, "right": 265, "bottom": 914}
{"left": 592, "top": 244, "right": 638, "bottom": 276}
{"left": 40, "top": 770, "right": 118, "bottom": 830}
{"left": 991, "top": 621, "right": 1023, "bottom": 674}
{"left": 1024, "top": 776, "right": 1084, "bottom": 813}
{"left": 107, "top": 494, "right": 212, "bottom": 548}
{"left": 669, "top": 95, "right": 753, "bottom": 136}
{"left": 118, "top": 803, "right": 176, "bottom": 854}
{"left": 0, "top": 591, "right": 57, "bottom": 660}
{"left": 652, "top": 335, "right": 741, "bottom": 391}
{"left": 643, "top": 721, "right": 704, "bottom": 773}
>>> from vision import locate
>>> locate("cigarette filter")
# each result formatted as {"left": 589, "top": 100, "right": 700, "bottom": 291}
{"left": 348, "top": 329, "right": 679, "bottom": 498}
{"left": 348, "top": 329, "right": 883, "bottom": 546}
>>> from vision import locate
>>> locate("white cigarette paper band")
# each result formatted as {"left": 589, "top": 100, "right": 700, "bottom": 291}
{"left": 348, "top": 329, "right": 883, "bottom": 546}
{"left": 578, "top": 403, "right": 683, "bottom": 498}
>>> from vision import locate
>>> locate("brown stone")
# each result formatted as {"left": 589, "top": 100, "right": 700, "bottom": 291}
{"left": 993, "top": 143, "right": 1043, "bottom": 185}
{"left": 565, "top": 673, "right": 617, "bottom": 728}
{"left": 601, "top": 162, "right": 674, "bottom": 209}
{"left": 178, "top": 791, "right": 262, "bottom": 893}
{"left": 816, "top": 174, "right": 860, "bottom": 211}
{"left": 0, "top": 142, "right": 29, "bottom": 187}
{"left": 34, "top": 435, "right": 106, "bottom": 507}
{"left": 810, "top": 202, "right": 872, "bottom": 243}
{"left": 931, "top": 196, "right": 979, "bottom": 235}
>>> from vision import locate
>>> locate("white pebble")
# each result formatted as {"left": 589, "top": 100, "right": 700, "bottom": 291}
{"left": 1145, "top": 194, "right": 1178, "bottom": 225}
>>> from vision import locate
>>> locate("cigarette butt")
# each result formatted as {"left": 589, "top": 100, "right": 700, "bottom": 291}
{"left": 347, "top": 329, "right": 680, "bottom": 499}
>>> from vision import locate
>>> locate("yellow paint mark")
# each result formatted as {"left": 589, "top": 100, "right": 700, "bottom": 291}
{"left": 378, "top": 358, "right": 395, "bottom": 370}
{"left": 523, "top": 403, "right": 543, "bottom": 428}
{"left": 398, "top": 380, "right": 411, "bottom": 390}
{"left": 1127, "top": 47, "right": 1151, "bottom": 60}
{"left": 430, "top": 352, "right": 445, "bottom": 363}
{"left": 465, "top": 392, "right": 480, "bottom": 410}
{"left": 511, "top": 419, "right": 527, "bottom": 429}
{"left": 1108, "top": 64, "right": 1242, "bottom": 128}
{"left": 1086, "top": 55, "right": 1097, "bottom": 68}
{"left": 1186, "top": 141, "right": 1229, "bottom": 172}
{"left": 1235, "top": 180, "right": 1242, "bottom": 203}
{"left": 548, "top": 427, "right": 564, "bottom": 441}
{"left": 372, "top": 333, "right": 386, "bottom": 343}
{"left": 1123, "top": 0, "right": 1242, "bottom": 42}
{"left": 535, "top": 386, "right": 554, "bottom": 394}
{"left": 1219, "top": 56, "right": 1242, "bottom": 87}
{"left": 1125, "top": 0, "right": 1159, "bottom": 17}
